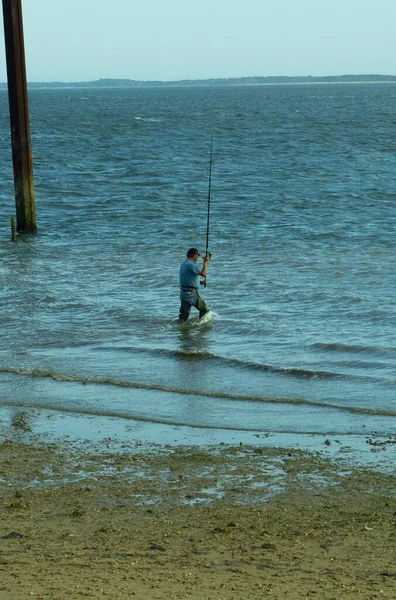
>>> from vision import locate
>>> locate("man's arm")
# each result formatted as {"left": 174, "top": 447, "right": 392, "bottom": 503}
{"left": 198, "top": 255, "right": 210, "bottom": 278}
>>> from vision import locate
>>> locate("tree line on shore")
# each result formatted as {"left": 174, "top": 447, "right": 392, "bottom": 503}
{"left": 1, "top": 74, "right": 396, "bottom": 89}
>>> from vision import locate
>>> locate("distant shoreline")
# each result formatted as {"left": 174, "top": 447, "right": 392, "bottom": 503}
{"left": 1, "top": 74, "right": 396, "bottom": 90}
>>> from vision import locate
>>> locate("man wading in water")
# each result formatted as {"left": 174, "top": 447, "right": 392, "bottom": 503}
{"left": 178, "top": 248, "right": 210, "bottom": 322}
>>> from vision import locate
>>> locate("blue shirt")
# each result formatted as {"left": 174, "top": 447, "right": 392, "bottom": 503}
{"left": 179, "top": 259, "right": 201, "bottom": 289}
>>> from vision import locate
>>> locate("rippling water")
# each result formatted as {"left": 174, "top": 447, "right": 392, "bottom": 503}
{"left": 0, "top": 83, "right": 395, "bottom": 441}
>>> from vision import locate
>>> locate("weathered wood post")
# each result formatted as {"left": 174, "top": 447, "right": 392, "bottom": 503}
{"left": 2, "top": 0, "right": 37, "bottom": 233}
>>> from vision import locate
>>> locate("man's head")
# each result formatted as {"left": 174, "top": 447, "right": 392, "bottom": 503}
{"left": 187, "top": 248, "right": 200, "bottom": 260}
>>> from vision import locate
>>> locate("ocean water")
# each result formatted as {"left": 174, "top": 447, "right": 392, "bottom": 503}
{"left": 0, "top": 83, "right": 395, "bottom": 448}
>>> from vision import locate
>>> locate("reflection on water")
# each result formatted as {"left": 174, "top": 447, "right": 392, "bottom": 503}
{"left": 176, "top": 325, "right": 213, "bottom": 359}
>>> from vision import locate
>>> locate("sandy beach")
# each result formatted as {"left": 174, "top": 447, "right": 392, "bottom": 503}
{"left": 0, "top": 428, "right": 395, "bottom": 600}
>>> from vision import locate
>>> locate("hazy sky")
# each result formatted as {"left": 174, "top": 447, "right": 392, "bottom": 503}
{"left": 1, "top": 0, "right": 396, "bottom": 82}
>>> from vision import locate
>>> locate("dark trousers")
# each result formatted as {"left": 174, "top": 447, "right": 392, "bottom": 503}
{"left": 179, "top": 295, "right": 209, "bottom": 321}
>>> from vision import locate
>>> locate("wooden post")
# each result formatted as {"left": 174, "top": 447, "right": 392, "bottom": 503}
{"left": 2, "top": 0, "right": 37, "bottom": 233}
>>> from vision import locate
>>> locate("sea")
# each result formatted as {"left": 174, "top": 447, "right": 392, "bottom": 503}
{"left": 0, "top": 83, "right": 395, "bottom": 464}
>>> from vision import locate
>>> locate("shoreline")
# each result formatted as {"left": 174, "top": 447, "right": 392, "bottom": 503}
{"left": 0, "top": 427, "right": 395, "bottom": 599}
{"left": 1, "top": 404, "right": 395, "bottom": 473}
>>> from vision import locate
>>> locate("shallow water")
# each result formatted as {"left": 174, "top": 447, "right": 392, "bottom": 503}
{"left": 0, "top": 83, "right": 395, "bottom": 443}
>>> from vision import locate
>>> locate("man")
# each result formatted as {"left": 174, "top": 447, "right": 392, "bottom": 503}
{"left": 178, "top": 248, "right": 210, "bottom": 322}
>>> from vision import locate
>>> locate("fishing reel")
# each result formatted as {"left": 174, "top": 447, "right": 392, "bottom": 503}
{"left": 200, "top": 250, "right": 212, "bottom": 288}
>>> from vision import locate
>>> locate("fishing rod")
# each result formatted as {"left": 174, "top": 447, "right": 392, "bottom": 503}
{"left": 205, "top": 132, "right": 214, "bottom": 259}
{"left": 201, "top": 133, "right": 213, "bottom": 288}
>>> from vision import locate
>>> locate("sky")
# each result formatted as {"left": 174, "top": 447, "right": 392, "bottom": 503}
{"left": 1, "top": 0, "right": 396, "bottom": 82}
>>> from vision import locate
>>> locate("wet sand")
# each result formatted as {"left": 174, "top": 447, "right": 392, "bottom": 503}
{"left": 0, "top": 434, "right": 395, "bottom": 599}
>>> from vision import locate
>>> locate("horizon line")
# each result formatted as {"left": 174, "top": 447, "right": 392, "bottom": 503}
{"left": 1, "top": 73, "right": 396, "bottom": 85}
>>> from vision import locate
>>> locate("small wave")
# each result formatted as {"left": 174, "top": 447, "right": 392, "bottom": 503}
{"left": 0, "top": 398, "right": 265, "bottom": 431}
{"left": 94, "top": 344, "right": 376, "bottom": 382}
{"left": 171, "top": 350, "right": 339, "bottom": 378}
{"left": 134, "top": 116, "right": 161, "bottom": 123}
{"left": 312, "top": 342, "right": 396, "bottom": 356}
{"left": 1, "top": 366, "right": 395, "bottom": 418}
{"left": 2, "top": 398, "right": 396, "bottom": 436}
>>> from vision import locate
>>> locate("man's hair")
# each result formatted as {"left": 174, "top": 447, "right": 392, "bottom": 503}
{"left": 187, "top": 248, "right": 199, "bottom": 257}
